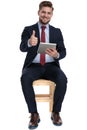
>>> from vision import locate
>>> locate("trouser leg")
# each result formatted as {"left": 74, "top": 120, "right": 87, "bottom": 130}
{"left": 21, "top": 73, "right": 38, "bottom": 113}
{"left": 21, "top": 65, "right": 45, "bottom": 113}
{"left": 43, "top": 64, "right": 67, "bottom": 112}
{"left": 53, "top": 77, "right": 67, "bottom": 112}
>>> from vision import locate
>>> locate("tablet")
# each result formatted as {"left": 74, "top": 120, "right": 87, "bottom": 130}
{"left": 37, "top": 42, "right": 56, "bottom": 54}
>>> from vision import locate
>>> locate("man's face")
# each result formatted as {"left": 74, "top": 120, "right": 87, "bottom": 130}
{"left": 38, "top": 7, "right": 53, "bottom": 25}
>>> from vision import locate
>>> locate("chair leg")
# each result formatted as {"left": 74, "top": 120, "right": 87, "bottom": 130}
{"left": 49, "top": 99, "right": 53, "bottom": 112}
{"left": 49, "top": 85, "right": 55, "bottom": 112}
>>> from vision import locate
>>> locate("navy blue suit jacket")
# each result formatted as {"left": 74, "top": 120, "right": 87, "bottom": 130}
{"left": 20, "top": 23, "right": 66, "bottom": 69}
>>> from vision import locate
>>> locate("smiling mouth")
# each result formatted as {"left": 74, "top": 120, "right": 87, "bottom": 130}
{"left": 42, "top": 16, "right": 48, "bottom": 19}
{"left": 43, "top": 17, "right": 48, "bottom": 20}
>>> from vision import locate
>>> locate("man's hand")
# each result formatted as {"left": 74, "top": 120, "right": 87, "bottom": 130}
{"left": 29, "top": 30, "right": 38, "bottom": 46}
{"left": 45, "top": 48, "right": 59, "bottom": 59}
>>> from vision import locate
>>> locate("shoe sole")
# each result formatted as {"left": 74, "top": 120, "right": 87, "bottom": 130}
{"left": 28, "top": 119, "right": 40, "bottom": 129}
{"left": 51, "top": 117, "right": 62, "bottom": 126}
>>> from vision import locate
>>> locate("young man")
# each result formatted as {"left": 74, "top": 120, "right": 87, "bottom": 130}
{"left": 20, "top": 1, "right": 67, "bottom": 129}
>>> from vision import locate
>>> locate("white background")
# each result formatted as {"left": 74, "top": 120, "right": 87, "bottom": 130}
{"left": 0, "top": 0, "right": 87, "bottom": 130}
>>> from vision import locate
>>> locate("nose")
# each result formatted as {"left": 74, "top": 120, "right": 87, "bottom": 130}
{"left": 44, "top": 12, "right": 49, "bottom": 18}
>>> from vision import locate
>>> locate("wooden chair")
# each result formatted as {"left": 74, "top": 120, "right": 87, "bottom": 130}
{"left": 33, "top": 79, "right": 56, "bottom": 112}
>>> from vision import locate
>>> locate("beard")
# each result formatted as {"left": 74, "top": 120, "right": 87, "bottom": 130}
{"left": 39, "top": 18, "right": 50, "bottom": 25}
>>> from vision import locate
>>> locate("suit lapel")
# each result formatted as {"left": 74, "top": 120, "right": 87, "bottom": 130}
{"left": 49, "top": 25, "right": 54, "bottom": 43}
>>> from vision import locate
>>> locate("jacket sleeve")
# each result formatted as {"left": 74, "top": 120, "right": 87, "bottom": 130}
{"left": 55, "top": 29, "right": 66, "bottom": 61}
{"left": 20, "top": 27, "right": 31, "bottom": 52}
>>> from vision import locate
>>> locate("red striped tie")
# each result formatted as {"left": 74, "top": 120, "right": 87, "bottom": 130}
{"left": 40, "top": 26, "right": 46, "bottom": 65}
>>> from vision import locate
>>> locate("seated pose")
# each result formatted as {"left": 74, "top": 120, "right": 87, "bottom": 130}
{"left": 20, "top": 1, "right": 67, "bottom": 129}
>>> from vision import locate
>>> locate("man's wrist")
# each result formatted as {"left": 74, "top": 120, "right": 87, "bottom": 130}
{"left": 55, "top": 53, "right": 60, "bottom": 59}
{"left": 27, "top": 39, "right": 32, "bottom": 47}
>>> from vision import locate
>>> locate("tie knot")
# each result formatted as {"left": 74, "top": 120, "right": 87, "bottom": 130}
{"left": 41, "top": 26, "right": 46, "bottom": 30}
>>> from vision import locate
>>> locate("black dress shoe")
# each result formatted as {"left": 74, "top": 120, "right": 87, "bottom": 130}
{"left": 51, "top": 112, "right": 62, "bottom": 126}
{"left": 28, "top": 113, "right": 40, "bottom": 129}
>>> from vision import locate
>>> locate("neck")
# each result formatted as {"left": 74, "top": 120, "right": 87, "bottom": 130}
{"left": 39, "top": 21, "right": 49, "bottom": 26}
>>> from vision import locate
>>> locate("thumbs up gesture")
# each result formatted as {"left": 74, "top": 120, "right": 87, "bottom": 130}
{"left": 29, "top": 30, "right": 38, "bottom": 46}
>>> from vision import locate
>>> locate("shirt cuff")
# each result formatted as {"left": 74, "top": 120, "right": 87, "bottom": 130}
{"left": 55, "top": 53, "right": 60, "bottom": 59}
{"left": 27, "top": 39, "right": 32, "bottom": 47}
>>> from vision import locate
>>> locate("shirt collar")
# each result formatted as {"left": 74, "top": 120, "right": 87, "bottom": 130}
{"left": 38, "top": 21, "right": 49, "bottom": 30}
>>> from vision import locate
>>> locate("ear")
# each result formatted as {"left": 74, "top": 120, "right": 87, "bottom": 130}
{"left": 38, "top": 10, "right": 40, "bottom": 16}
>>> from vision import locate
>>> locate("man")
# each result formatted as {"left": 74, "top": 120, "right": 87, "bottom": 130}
{"left": 20, "top": 1, "right": 67, "bottom": 129}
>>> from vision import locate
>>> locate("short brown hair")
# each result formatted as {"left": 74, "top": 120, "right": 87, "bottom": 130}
{"left": 39, "top": 1, "right": 54, "bottom": 11}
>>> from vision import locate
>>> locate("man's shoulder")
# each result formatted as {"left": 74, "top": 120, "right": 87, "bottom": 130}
{"left": 24, "top": 23, "right": 38, "bottom": 29}
{"left": 49, "top": 25, "right": 61, "bottom": 33}
{"left": 49, "top": 25, "right": 61, "bottom": 31}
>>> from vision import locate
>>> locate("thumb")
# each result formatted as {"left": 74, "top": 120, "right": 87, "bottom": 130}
{"left": 32, "top": 30, "right": 36, "bottom": 36}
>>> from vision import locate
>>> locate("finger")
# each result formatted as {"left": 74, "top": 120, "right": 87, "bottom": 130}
{"left": 32, "top": 30, "right": 36, "bottom": 36}
{"left": 45, "top": 49, "right": 52, "bottom": 54}
{"left": 49, "top": 48, "right": 56, "bottom": 51}
{"left": 46, "top": 48, "right": 53, "bottom": 52}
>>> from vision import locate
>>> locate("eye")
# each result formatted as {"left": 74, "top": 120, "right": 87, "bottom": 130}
{"left": 42, "top": 11, "right": 46, "bottom": 14}
{"left": 48, "top": 12, "right": 51, "bottom": 15}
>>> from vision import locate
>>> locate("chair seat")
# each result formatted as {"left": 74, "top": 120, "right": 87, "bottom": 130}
{"left": 33, "top": 79, "right": 55, "bottom": 85}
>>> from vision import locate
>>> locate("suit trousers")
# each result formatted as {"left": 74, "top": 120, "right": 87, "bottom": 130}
{"left": 21, "top": 62, "right": 67, "bottom": 113}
